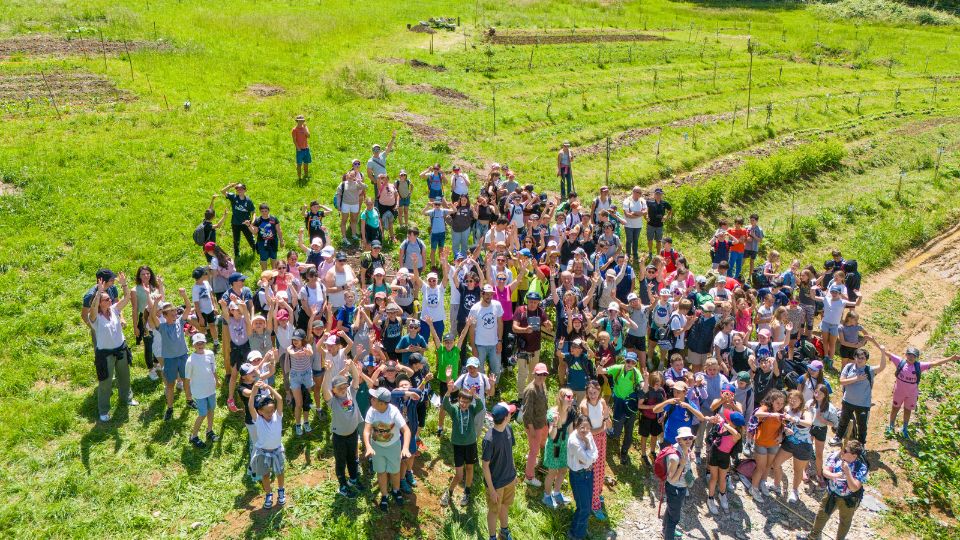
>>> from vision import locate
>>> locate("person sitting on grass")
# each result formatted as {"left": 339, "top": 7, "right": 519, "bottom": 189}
{"left": 248, "top": 381, "right": 286, "bottom": 509}
{"left": 364, "top": 387, "right": 413, "bottom": 511}
{"left": 439, "top": 381, "right": 484, "bottom": 508}
{"left": 184, "top": 332, "right": 219, "bottom": 449}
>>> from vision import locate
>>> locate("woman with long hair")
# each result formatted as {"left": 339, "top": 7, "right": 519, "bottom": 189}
{"left": 770, "top": 390, "right": 814, "bottom": 503}
{"left": 580, "top": 380, "right": 612, "bottom": 520}
{"left": 131, "top": 265, "right": 160, "bottom": 379}
{"left": 542, "top": 387, "right": 577, "bottom": 509}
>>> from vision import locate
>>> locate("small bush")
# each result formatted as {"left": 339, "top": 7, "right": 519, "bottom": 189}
{"left": 816, "top": 0, "right": 960, "bottom": 26}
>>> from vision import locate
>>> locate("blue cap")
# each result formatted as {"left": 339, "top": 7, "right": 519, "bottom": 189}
{"left": 828, "top": 284, "right": 843, "bottom": 293}
{"left": 491, "top": 402, "right": 516, "bottom": 423}
{"left": 362, "top": 355, "right": 377, "bottom": 368}
{"left": 228, "top": 272, "right": 247, "bottom": 284}
{"left": 455, "top": 251, "right": 466, "bottom": 259}
{"left": 721, "top": 383, "right": 737, "bottom": 395}
{"left": 728, "top": 411, "right": 746, "bottom": 427}
{"left": 519, "top": 248, "right": 532, "bottom": 257}
{"left": 624, "top": 352, "right": 638, "bottom": 362}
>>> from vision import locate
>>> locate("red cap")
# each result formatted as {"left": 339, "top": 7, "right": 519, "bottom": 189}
{"left": 276, "top": 309, "right": 289, "bottom": 321}
{"left": 203, "top": 242, "right": 216, "bottom": 252}
{"left": 538, "top": 264, "right": 551, "bottom": 278}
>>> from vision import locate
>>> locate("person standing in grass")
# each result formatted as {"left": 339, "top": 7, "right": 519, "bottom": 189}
{"left": 420, "top": 163, "right": 445, "bottom": 200}
{"left": 622, "top": 186, "right": 648, "bottom": 263}
{"left": 580, "top": 379, "right": 612, "bottom": 520}
{"left": 557, "top": 141, "right": 574, "bottom": 198}
{"left": 221, "top": 182, "right": 256, "bottom": 258}
{"left": 366, "top": 132, "right": 396, "bottom": 185}
{"left": 248, "top": 381, "right": 286, "bottom": 509}
{"left": 87, "top": 272, "right": 138, "bottom": 422}
{"left": 875, "top": 340, "right": 960, "bottom": 439}
{"left": 198, "top": 196, "right": 226, "bottom": 261}
{"left": 795, "top": 440, "right": 868, "bottom": 540}
{"left": 645, "top": 187, "right": 672, "bottom": 259}
{"left": 662, "top": 426, "right": 696, "bottom": 540}
{"left": 359, "top": 198, "right": 382, "bottom": 249}
{"left": 322, "top": 356, "right": 365, "bottom": 498}
{"left": 745, "top": 213, "right": 764, "bottom": 279}
{"left": 567, "top": 414, "right": 599, "bottom": 540}
{"left": 184, "top": 332, "right": 219, "bottom": 449}
{"left": 726, "top": 217, "right": 749, "bottom": 281}
{"left": 600, "top": 352, "right": 643, "bottom": 465}
{"left": 423, "top": 197, "right": 454, "bottom": 271}
{"left": 542, "top": 387, "right": 577, "bottom": 509}
{"left": 375, "top": 173, "right": 399, "bottom": 243}
{"left": 339, "top": 169, "right": 366, "bottom": 246}
{"left": 150, "top": 290, "right": 196, "bottom": 421}
{"left": 292, "top": 114, "right": 311, "bottom": 181}
{"left": 131, "top": 265, "right": 160, "bottom": 380}
{"left": 522, "top": 363, "right": 550, "bottom": 488}
{"left": 245, "top": 203, "right": 282, "bottom": 272}
{"left": 427, "top": 320, "right": 470, "bottom": 436}
{"left": 439, "top": 381, "right": 484, "bottom": 508}
{"left": 482, "top": 402, "right": 518, "bottom": 540}
{"left": 364, "top": 386, "right": 413, "bottom": 511}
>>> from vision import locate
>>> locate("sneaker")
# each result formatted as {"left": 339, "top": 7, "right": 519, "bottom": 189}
{"left": 213, "top": 342, "right": 220, "bottom": 355}
{"left": 727, "top": 476, "right": 736, "bottom": 492}
{"left": 164, "top": 408, "right": 173, "bottom": 421}
{"left": 620, "top": 454, "right": 630, "bottom": 466}
{"left": 337, "top": 485, "right": 357, "bottom": 499}
{"left": 459, "top": 491, "right": 470, "bottom": 506}
{"left": 263, "top": 492, "right": 273, "bottom": 509}
{"left": 902, "top": 427, "right": 911, "bottom": 440}
{"left": 227, "top": 398, "right": 240, "bottom": 413}
{"left": 405, "top": 470, "right": 417, "bottom": 487}
{"left": 760, "top": 482, "right": 771, "bottom": 497}
{"left": 772, "top": 483, "right": 783, "bottom": 497}
{"left": 788, "top": 490, "right": 799, "bottom": 504}
{"left": 440, "top": 490, "right": 451, "bottom": 507}
{"left": 347, "top": 478, "right": 367, "bottom": 491}
{"left": 127, "top": 398, "right": 139, "bottom": 407}
{"left": 592, "top": 508, "right": 608, "bottom": 521}
{"left": 828, "top": 436, "right": 842, "bottom": 447}
{"left": 885, "top": 426, "right": 895, "bottom": 439}
{"left": 499, "top": 529, "right": 514, "bottom": 540}
{"left": 674, "top": 531, "right": 683, "bottom": 539}
{"left": 641, "top": 455, "right": 652, "bottom": 467}
{"left": 186, "top": 399, "right": 197, "bottom": 410}
{"left": 541, "top": 493, "right": 558, "bottom": 509}
{"left": 694, "top": 452, "right": 703, "bottom": 466}
{"left": 379, "top": 495, "right": 389, "bottom": 511}
{"left": 707, "top": 496, "right": 719, "bottom": 515}
{"left": 303, "top": 422, "right": 312, "bottom": 433}
{"left": 392, "top": 490, "right": 405, "bottom": 505}
{"left": 190, "top": 436, "right": 206, "bottom": 449}
{"left": 277, "top": 488, "right": 286, "bottom": 505}
{"left": 148, "top": 368, "right": 159, "bottom": 381}
{"left": 98, "top": 414, "right": 111, "bottom": 422}
{"left": 206, "top": 430, "right": 219, "bottom": 443}
{"left": 436, "top": 427, "right": 444, "bottom": 437}
{"left": 525, "top": 477, "right": 542, "bottom": 488}
{"left": 751, "top": 486, "right": 764, "bottom": 502}
{"left": 719, "top": 493, "right": 729, "bottom": 511}
{"left": 295, "top": 424, "right": 303, "bottom": 436}
{"left": 553, "top": 492, "right": 570, "bottom": 506}
{"left": 399, "top": 479, "right": 412, "bottom": 494}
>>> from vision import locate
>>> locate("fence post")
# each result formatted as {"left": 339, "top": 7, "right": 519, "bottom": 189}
{"left": 933, "top": 146, "right": 945, "bottom": 185}
{"left": 492, "top": 85, "right": 497, "bottom": 135}
{"left": 605, "top": 136, "right": 611, "bottom": 183}
{"left": 746, "top": 38, "right": 754, "bottom": 128}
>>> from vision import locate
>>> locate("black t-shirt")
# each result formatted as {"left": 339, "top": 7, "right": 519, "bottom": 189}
{"left": 450, "top": 206, "right": 474, "bottom": 232}
{"left": 82, "top": 284, "right": 119, "bottom": 308}
{"left": 730, "top": 348, "right": 752, "bottom": 374}
{"left": 252, "top": 215, "right": 280, "bottom": 246}
{"left": 360, "top": 253, "right": 386, "bottom": 281}
{"left": 457, "top": 285, "right": 481, "bottom": 322}
{"left": 226, "top": 193, "right": 255, "bottom": 226}
{"left": 481, "top": 425, "right": 517, "bottom": 490}
{"left": 753, "top": 358, "right": 785, "bottom": 402}
{"left": 646, "top": 199, "right": 672, "bottom": 228}
{"left": 381, "top": 316, "right": 407, "bottom": 353}
{"left": 514, "top": 306, "right": 546, "bottom": 353}
{"left": 641, "top": 387, "right": 667, "bottom": 419}
{"left": 202, "top": 221, "right": 216, "bottom": 244}
{"left": 305, "top": 210, "right": 325, "bottom": 237}
{"left": 638, "top": 277, "right": 657, "bottom": 305}
{"left": 477, "top": 205, "right": 496, "bottom": 223}
{"left": 238, "top": 381, "right": 255, "bottom": 425}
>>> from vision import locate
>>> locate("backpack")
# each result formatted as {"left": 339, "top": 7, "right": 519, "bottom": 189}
{"left": 192, "top": 222, "right": 206, "bottom": 246}
{"left": 252, "top": 286, "right": 268, "bottom": 315}
{"left": 751, "top": 267, "right": 770, "bottom": 289}
{"left": 895, "top": 359, "right": 922, "bottom": 385}
{"left": 333, "top": 181, "right": 346, "bottom": 210}
{"left": 654, "top": 444, "right": 680, "bottom": 517}
{"left": 706, "top": 421, "right": 726, "bottom": 448}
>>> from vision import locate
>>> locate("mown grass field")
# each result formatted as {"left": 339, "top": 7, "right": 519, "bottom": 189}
{"left": 2, "top": 0, "right": 960, "bottom": 538}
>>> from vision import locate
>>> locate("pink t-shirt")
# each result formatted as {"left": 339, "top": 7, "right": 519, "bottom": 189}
{"left": 889, "top": 353, "right": 931, "bottom": 395}
{"left": 494, "top": 287, "right": 514, "bottom": 321}
{"left": 716, "top": 418, "right": 739, "bottom": 453}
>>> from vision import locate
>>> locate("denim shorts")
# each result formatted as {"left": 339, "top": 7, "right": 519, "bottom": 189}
{"left": 820, "top": 321, "right": 840, "bottom": 337}
{"left": 289, "top": 369, "right": 314, "bottom": 390}
{"left": 754, "top": 443, "right": 781, "bottom": 455}
{"left": 430, "top": 232, "right": 446, "bottom": 249}
{"left": 296, "top": 148, "right": 312, "bottom": 165}
{"left": 196, "top": 393, "right": 216, "bottom": 417}
{"left": 257, "top": 243, "right": 278, "bottom": 262}
{"left": 163, "top": 354, "right": 188, "bottom": 383}
{"left": 398, "top": 196, "right": 411, "bottom": 207}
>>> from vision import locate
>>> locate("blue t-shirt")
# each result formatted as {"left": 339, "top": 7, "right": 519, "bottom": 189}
{"left": 427, "top": 173, "right": 443, "bottom": 193}
{"left": 663, "top": 399, "right": 700, "bottom": 445}
{"left": 430, "top": 209, "right": 447, "bottom": 234}
{"left": 336, "top": 306, "right": 356, "bottom": 337}
{"left": 396, "top": 333, "right": 427, "bottom": 365}
{"left": 157, "top": 317, "right": 190, "bottom": 359}
{"left": 253, "top": 215, "right": 279, "bottom": 246}
{"left": 563, "top": 353, "right": 590, "bottom": 391}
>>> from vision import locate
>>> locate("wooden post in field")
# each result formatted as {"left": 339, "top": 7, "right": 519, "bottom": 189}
{"left": 924, "top": 55, "right": 929, "bottom": 74}
{"left": 616, "top": 80, "right": 621, "bottom": 99}
{"left": 546, "top": 90, "right": 553, "bottom": 120}
{"left": 605, "top": 136, "right": 611, "bottom": 182}
{"left": 528, "top": 43, "right": 535, "bottom": 70}
{"left": 163, "top": 94, "right": 170, "bottom": 111}
{"left": 765, "top": 101, "right": 772, "bottom": 127}
{"left": 123, "top": 40, "right": 134, "bottom": 79}
{"left": 933, "top": 77, "right": 939, "bottom": 104}
{"left": 896, "top": 168, "right": 905, "bottom": 202}
{"left": 78, "top": 33, "right": 89, "bottom": 60}
{"left": 795, "top": 99, "right": 800, "bottom": 121}
{"left": 688, "top": 22, "right": 694, "bottom": 42}
{"left": 933, "top": 146, "right": 945, "bottom": 185}
{"left": 816, "top": 57, "right": 822, "bottom": 84}
{"left": 628, "top": 44, "right": 633, "bottom": 63}
{"left": 653, "top": 69, "right": 658, "bottom": 95}
{"left": 99, "top": 28, "right": 107, "bottom": 71}
{"left": 778, "top": 65, "right": 783, "bottom": 83}
{"left": 700, "top": 37, "right": 706, "bottom": 61}
{"left": 655, "top": 128, "right": 662, "bottom": 161}
{"left": 39, "top": 70, "right": 63, "bottom": 120}
{"left": 430, "top": 33, "right": 434, "bottom": 54}
{"left": 856, "top": 94, "right": 861, "bottom": 115}
{"left": 894, "top": 86, "right": 901, "bottom": 109}
{"left": 492, "top": 85, "right": 497, "bottom": 135}
{"left": 678, "top": 69, "right": 683, "bottom": 89}
{"left": 153, "top": 21, "right": 158, "bottom": 40}
{"left": 713, "top": 60, "right": 717, "bottom": 89}
{"left": 746, "top": 38, "right": 754, "bottom": 128}
{"left": 731, "top": 105, "right": 737, "bottom": 135}
{"left": 463, "top": 25, "right": 467, "bottom": 51}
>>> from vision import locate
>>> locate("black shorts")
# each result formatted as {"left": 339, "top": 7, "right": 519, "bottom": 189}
{"left": 839, "top": 345, "right": 857, "bottom": 360}
{"left": 780, "top": 438, "right": 815, "bottom": 461}
{"left": 708, "top": 448, "right": 732, "bottom": 469}
{"left": 810, "top": 425, "right": 828, "bottom": 442}
{"left": 453, "top": 442, "right": 478, "bottom": 467}
{"left": 200, "top": 310, "right": 217, "bottom": 325}
{"left": 625, "top": 334, "right": 647, "bottom": 352}
{"left": 230, "top": 341, "right": 251, "bottom": 369}
{"left": 637, "top": 415, "right": 663, "bottom": 437}
{"left": 744, "top": 249, "right": 758, "bottom": 260}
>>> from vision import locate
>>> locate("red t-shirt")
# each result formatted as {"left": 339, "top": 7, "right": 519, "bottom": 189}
{"left": 292, "top": 125, "right": 309, "bottom": 150}
{"left": 660, "top": 248, "right": 680, "bottom": 273}
{"left": 727, "top": 228, "right": 748, "bottom": 253}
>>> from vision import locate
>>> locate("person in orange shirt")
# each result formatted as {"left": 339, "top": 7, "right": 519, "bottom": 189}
{"left": 292, "top": 114, "right": 311, "bottom": 181}
{"left": 726, "top": 217, "right": 749, "bottom": 280}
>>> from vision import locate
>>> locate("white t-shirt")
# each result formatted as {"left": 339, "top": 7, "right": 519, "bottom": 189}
{"left": 622, "top": 196, "right": 648, "bottom": 228}
{"left": 255, "top": 411, "right": 283, "bottom": 449}
{"left": 365, "top": 404, "right": 406, "bottom": 447}
{"left": 300, "top": 282, "right": 326, "bottom": 312}
{"left": 670, "top": 312, "right": 687, "bottom": 349}
{"left": 421, "top": 284, "right": 446, "bottom": 320}
{"left": 192, "top": 281, "right": 215, "bottom": 314}
{"left": 713, "top": 331, "right": 731, "bottom": 352}
{"left": 452, "top": 173, "right": 470, "bottom": 195}
{"left": 275, "top": 322, "right": 294, "bottom": 350}
{"left": 94, "top": 306, "right": 126, "bottom": 350}
{"left": 484, "top": 228, "right": 508, "bottom": 246}
{"left": 455, "top": 372, "right": 491, "bottom": 405}
{"left": 184, "top": 350, "right": 217, "bottom": 399}
{"left": 822, "top": 295, "right": 848, "bottom": 325}
{"left": 469, "top": 300, "right": 504, "bottom": 346}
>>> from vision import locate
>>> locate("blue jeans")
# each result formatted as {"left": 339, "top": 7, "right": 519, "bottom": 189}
{"left": 476, "top": 344, "right": 499, "bottom": 375}
{"left": 625, "top": 227, "right": 642, "bottom": 259}
{"left": 559, "top": 166, "right": 573, "bottom": 198}
{"left": 663, "top": 482, "right": 687, "bottom": 540}
{"left": 473, "top": 222, "right": 490, "bottom": 247}
{"left": 451, "top": 229, "right": 470, "bottom": 257}
{"left": 728, "top": 251, "right": 744, "bottom": 279}
{"left": 569, "top": 468, "right": 593, "bottom": 539}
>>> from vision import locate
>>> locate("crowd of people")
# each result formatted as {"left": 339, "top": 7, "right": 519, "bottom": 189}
{"left": 81, "top": 120, "right": 960, "bottom": 540}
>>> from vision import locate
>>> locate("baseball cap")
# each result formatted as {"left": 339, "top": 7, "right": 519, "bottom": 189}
{"left": 676, "top": 426, "right": 694, "bottom": 439}
{"left": 276, "top": 309, "right": 289, "bottom": 321}
{"left": 808, "top": 360, "right": 824, "bottom": 372}
{"left": 426, "top": 272, "right": 438, "bottom": 280}
{"left": 325, "top": 335, "right": 339, "bottom": 345}
{"left": 659, "top": 288, "right": 671, "bottom": 296}
{"left": 608, "top": 301, "right": 620, "bottom": 311}
{"left": 336, "top": 251, "right": 348, "bottom": 261}
{"left": 191, "top": 333, "right": 207, "bottom": 344}
{"left": 627, "top": 293, "right": 639, "bottom": 302}
{"left": 466, "top": 357, "right": 480, "bottom": 369}
{"left": 654, "top": 187, "right": 664, "bottom": 194}
{"left": 737, "top": 371, "right": 751, "bottom": 382}
{"left": 407, "top": 319, "right": 421, "bottom": 327}
{"left": 526, "top": 291, "right": 542, "bottom": 301}
{"left": 192, "top": 266, "right": 207, "bottom": 280}
{"left": 311, "top": 319, "right": 325, "bottom": 328}
{"left": 758, "top": 328, "right": 772, "bottom": 338}
{"left": 534, "top": 363, "right": 549, "bottom": 375}
{"left": 158, "top": 301, "right": 175, "bottom": 312}
{"left": 251, "top": 314, "right": 266, "bottom": 323}
{"left": 721, "top": 383, "right": 736, "bottom": 395}
{"left": 409, "top": 353, "right": 424, "bottom": 365}
{"left": 696, "top": 275, "right": 707, "bottom": 284}
{"left": 906, "top": 346, "right": 921, "bottom": 358}
{"left": 702, "top": 302, "right": 716, "bottom": 312}
{"left": 373, "top": 268, "right": 386, "bottom": 276}
{"left": 482, "top": 284, "right": 495, "bottom": 293}
{"left": 203, "top": 242, "right": 216, "bottom": 252}
{"left": 292, "top": 328, "right": 307, "bottom": 340}
{"left": 310, "top": 238, "right": 323, "bottom": 248}
{"left": 386, "top": 302, "right": 401, "bottom": 312}
{"left": 455, "top": 251, "right": 466, "bottom": 259}
{"left": 491, "top": 402, "right": 517, "bottom": 423}
{"left": 228, "top": 272, "right": 247, "bottom": 284}
{"left": 331, "top": 375, "right": 349, "bottom": 388}
{"left": 624, "top": 351, "right": 638, "bottom": 363}
{"left": 96, "top": 268, "right": 117, "bottom": 282}
{"left": 728, "top": 411, "right": 746, "bottom": 427}
{"left": 247, "top": 350, "right": 263, "bottom": 362}
{"left": 518, "top": 248, "right": 532, "bottom": 257}
{"left": 442, "top": 332, "right": 455, "bottom": 341}
{"left": 370, "top": 387, "right": 392, "bottom": 402}
{"left": 570, "top": 338, "right": 585, "bottom": 348}
{"left": 672, "top": 381, "right": 689, "bottom": 392}
{"left": 320, "top": 246, "right": 335, "bottom": 257}
{"left": 828, "top": 285, "right": 843, "bottom": 293}
{"left": 370, "top": 240, "right": 382, "bottom": 249}
{"left": 295, "top": 114, "right": 305, "bottom": 122}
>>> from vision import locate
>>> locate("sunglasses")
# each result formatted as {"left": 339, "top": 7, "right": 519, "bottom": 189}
{"left": 497, "top": 277, "right": 507, "bottom": 281}
{"left": 536, "top": 373, "right": 548, "bottom": 377}
{"left": 563, "top": 395, "right": 573, "bottom": 400}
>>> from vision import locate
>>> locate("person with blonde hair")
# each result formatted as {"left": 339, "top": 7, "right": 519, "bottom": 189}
{"left": 771, "top": 390, "right": 815, "bottom": 503}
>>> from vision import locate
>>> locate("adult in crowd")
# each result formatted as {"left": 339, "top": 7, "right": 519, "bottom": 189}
{"left": 292, "top": 114, "right": 311, "bottom": 180}
{"left": 221, "top": 182, "right": 256, "bottom": 258}
{"left": 645, "top": 187, "right": 672, "bottom": 259}
{"left": 366, "top": 131, "right": 396, "bottom": 183}
{"left": 482, "top": 402, "right": 518, "bottom": 540}
{"left": 796, "top": 440, "right": 869, "bottom": 540}
{"left": 622, "top": 186, "right": 648, "bottom": 263}
{"left": 86, "top": 272, "right": 137, "bottom": 422}
{"left": 557, "top": 141, "right": 574, "bottom": 198}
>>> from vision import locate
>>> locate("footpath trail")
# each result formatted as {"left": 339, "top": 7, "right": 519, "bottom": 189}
{"left": 617, "top": 222, "right": 960, "bottom": 540}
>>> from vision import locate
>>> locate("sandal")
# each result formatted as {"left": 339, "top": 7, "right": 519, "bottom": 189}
{"left": 263, "top": 492, "right": 273, "bottom": 509}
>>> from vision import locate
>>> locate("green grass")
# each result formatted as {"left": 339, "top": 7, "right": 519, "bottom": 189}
{"left": 2, "top": 0, "right": 960, "bottom": 538}
{"left": 865, "top": 288, "right": 909, "bottom": 335}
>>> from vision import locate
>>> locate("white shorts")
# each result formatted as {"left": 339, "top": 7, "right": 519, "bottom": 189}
{"left": 340, "top": 203, "right": 360, "bottom": 214}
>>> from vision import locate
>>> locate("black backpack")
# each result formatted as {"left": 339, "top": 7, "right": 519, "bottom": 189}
{"left": 751, "top": 267, "right": 770, "bottom": 289}
{"left": 192, "top": 222, "right": 206, "bottom": 246}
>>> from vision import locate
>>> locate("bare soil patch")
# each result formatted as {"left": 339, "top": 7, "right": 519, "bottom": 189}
{"left": 0, "top": 71, "right": 133, "bottom": 105}
{"left": 659, "top": 136, "right": 802, "bottom": 189}
{"left": 0, "top": 34, "right": 168, "bottom": 59}
{"left": 408, "top": 58, "right": 446, "bottom": 72}
{"left": 487, "top": 31, "right": 665, "bottom": 46}
{"left": 402, "top": 83, "right": 476, "bottom": 108}
{"left": 0, "top": 181, "right": 22, "bottom": 196}
{"left": 246, "top": 83, "right": 285, "bottom": 98}
{"left": 392, "top": 111, "right": 448, "bottom": 142}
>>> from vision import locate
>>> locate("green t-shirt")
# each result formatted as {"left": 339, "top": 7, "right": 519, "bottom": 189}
{"left": 361, "top": 208, "right": 380, "bottom": 228}
{"left": 437, "top": 346, "right": 461, "bottom": 382}
{"left": 694, "top": 291, "right": 714, "bottom": 308}
{"left": 607, "top": 364, "right": 641, "bottom": 399}
{"left": 443, "top": 396, "right": 483, "bottom": 445}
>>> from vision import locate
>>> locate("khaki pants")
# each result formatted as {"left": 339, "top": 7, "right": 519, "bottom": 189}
{"left": 516, "top": 352, "right": 536, "bottom": 391}
{"left": 97, "top": 351, "right": 131, "bottom": 416}
{"left": 810, "top": 493, "right": 858, "bottom": 540}
{"left": 486, "top": 479, "right": 516, "bottom": 524}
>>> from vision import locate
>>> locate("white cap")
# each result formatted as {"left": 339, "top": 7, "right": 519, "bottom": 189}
{"left": 373, "top": 268, "right": 386, "bottom": 276}
{"left": 191, "top": 333, "right": 207, "bottom": 344}
{"left": 608, "top": 301, "right": 620, "bottom": 311}
{"left": 247, "top": 350, "right": 263, "bottom": 362}
{"left": 321, "top": 246, "right": 335, "bottom": 257}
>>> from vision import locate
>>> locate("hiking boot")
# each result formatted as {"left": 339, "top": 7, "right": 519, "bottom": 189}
{"left": 592, "top": 508, "right": 607, "bottom": 521}
{"left": 885, "top": 426, "right": 895, "bottom": 439}
{"left": 190, "top": 435, "right": 206, "bottom": 449}
{"left": 294, "top": 424, "right": 303, "bottom": 436}
{"left": 379, "top": 495, "right": 389, "bottom": 511}
{"left": 405, "top": 470, "right": 417, "bottom": 486}
{"left": 303, "top": 422, "right": 312, "bottom": 433}
{"left": 277, "top": 488, "right": 286, "bottom": 505}
{"left": 347, "top": 477, "right": 367, "bottom": 491}
{"left": 440, "top": 490, "right": 451, "bottom": 507}
{"left": 392, "top": 490, "right": 405, "bottom": 505}
{"left": 707, "top": 496, "right": 720, "bottom": 515}
{"left": 436, "top": 427, "right": 444, "bottom": 437}
{"left": 760, "top": 482, "right": 771, "bottom": 496}
{"left": 399, "top": 479, "right": 412, "bottom": 494}
{"left": 164, "top": 408, "right": 173, "bottom": 421}
{"left": 719, "top": 492, "right": 729, "bottom": 511}
{"left": 148, "top": 367, "right": 159, "bottom": 381}
{"left": 459, "top": 490, "right": 470, "bottom": 506}
{"left": 901, "top": 427, "right": 911, "bottom": 440}
{"left": 206, "top": 430, "right": 219, "bottom": 443}
{"left": 828, "top": 436, "right": 842, "bottom": 447}
{"left": 620, "top": 454, "right": 630, "bottom": 466}
{"left": 262, "top": 492, "right": 273, "bottom": 509}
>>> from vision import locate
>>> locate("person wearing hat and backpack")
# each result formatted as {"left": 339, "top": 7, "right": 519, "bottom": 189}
{"left": 599, "top": 352, "right": 643, "bottom": 465}
{"left": 323, "top": 357, "right": 366, "bottom": 498}
{"left": 876, "top": 339, "right": 960, "bottom": 439}
{"left": 364, "top": 386, "right": 412, "bottom": 511}
{"left": 658, "top": 425, "right": 696, "bottom": 540}
{"left": 184, "top": 332, "right": 219, "bottom": 449}
{"left": 796, "top": 440, "right": 869, "bottom": 540}
{"left": 832, "top": 345, "right": 886, "bottom": 447}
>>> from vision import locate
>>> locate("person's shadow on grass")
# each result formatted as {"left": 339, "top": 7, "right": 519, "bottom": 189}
{"left": 79, "top": 391, "right": 127, "bottom": 473}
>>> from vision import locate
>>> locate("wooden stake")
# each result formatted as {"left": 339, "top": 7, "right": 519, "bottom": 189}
{"left": 99, "top": 28, "right": 107, "bottom": 71}
{"left": 605, "top": 136, "right": 611, "bottom": 182}
{"left": 39, "top": 70, "right": 63, "bottom": 120}
{"left": 746, "top": 39, "right": 754, "bottom": 128}
{"left": 492, "top": 86, "right": 497, "bottom": 135}
{"left": 122, "top": 40, "right": 134, "bottom": 79}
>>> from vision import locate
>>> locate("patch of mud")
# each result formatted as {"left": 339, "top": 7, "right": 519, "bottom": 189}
{"left": 890, "top": 116, "right": 960, "bottom": 136}
{"left": 487, "top": 32, "right": 665, "bottom": 46}
{"left": 246, "top": 83, "right": 284, "bottom": 98}
{"left": 0, "top": 34, "right": 168, "bottom": 59}
{"left": 660, "top": 136, "right": 802, "bottom": 188}
{"left": 408, "top": 58, "right": 446, "bottom": 72}
{"left": 0, "top": 71, "right": 133, "bottom": 105}
{"left": 402, "top": 83, "right": 476, "bottom": 108}
{"left": 392, "top": 111, "right": 447, "bottom": 142}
